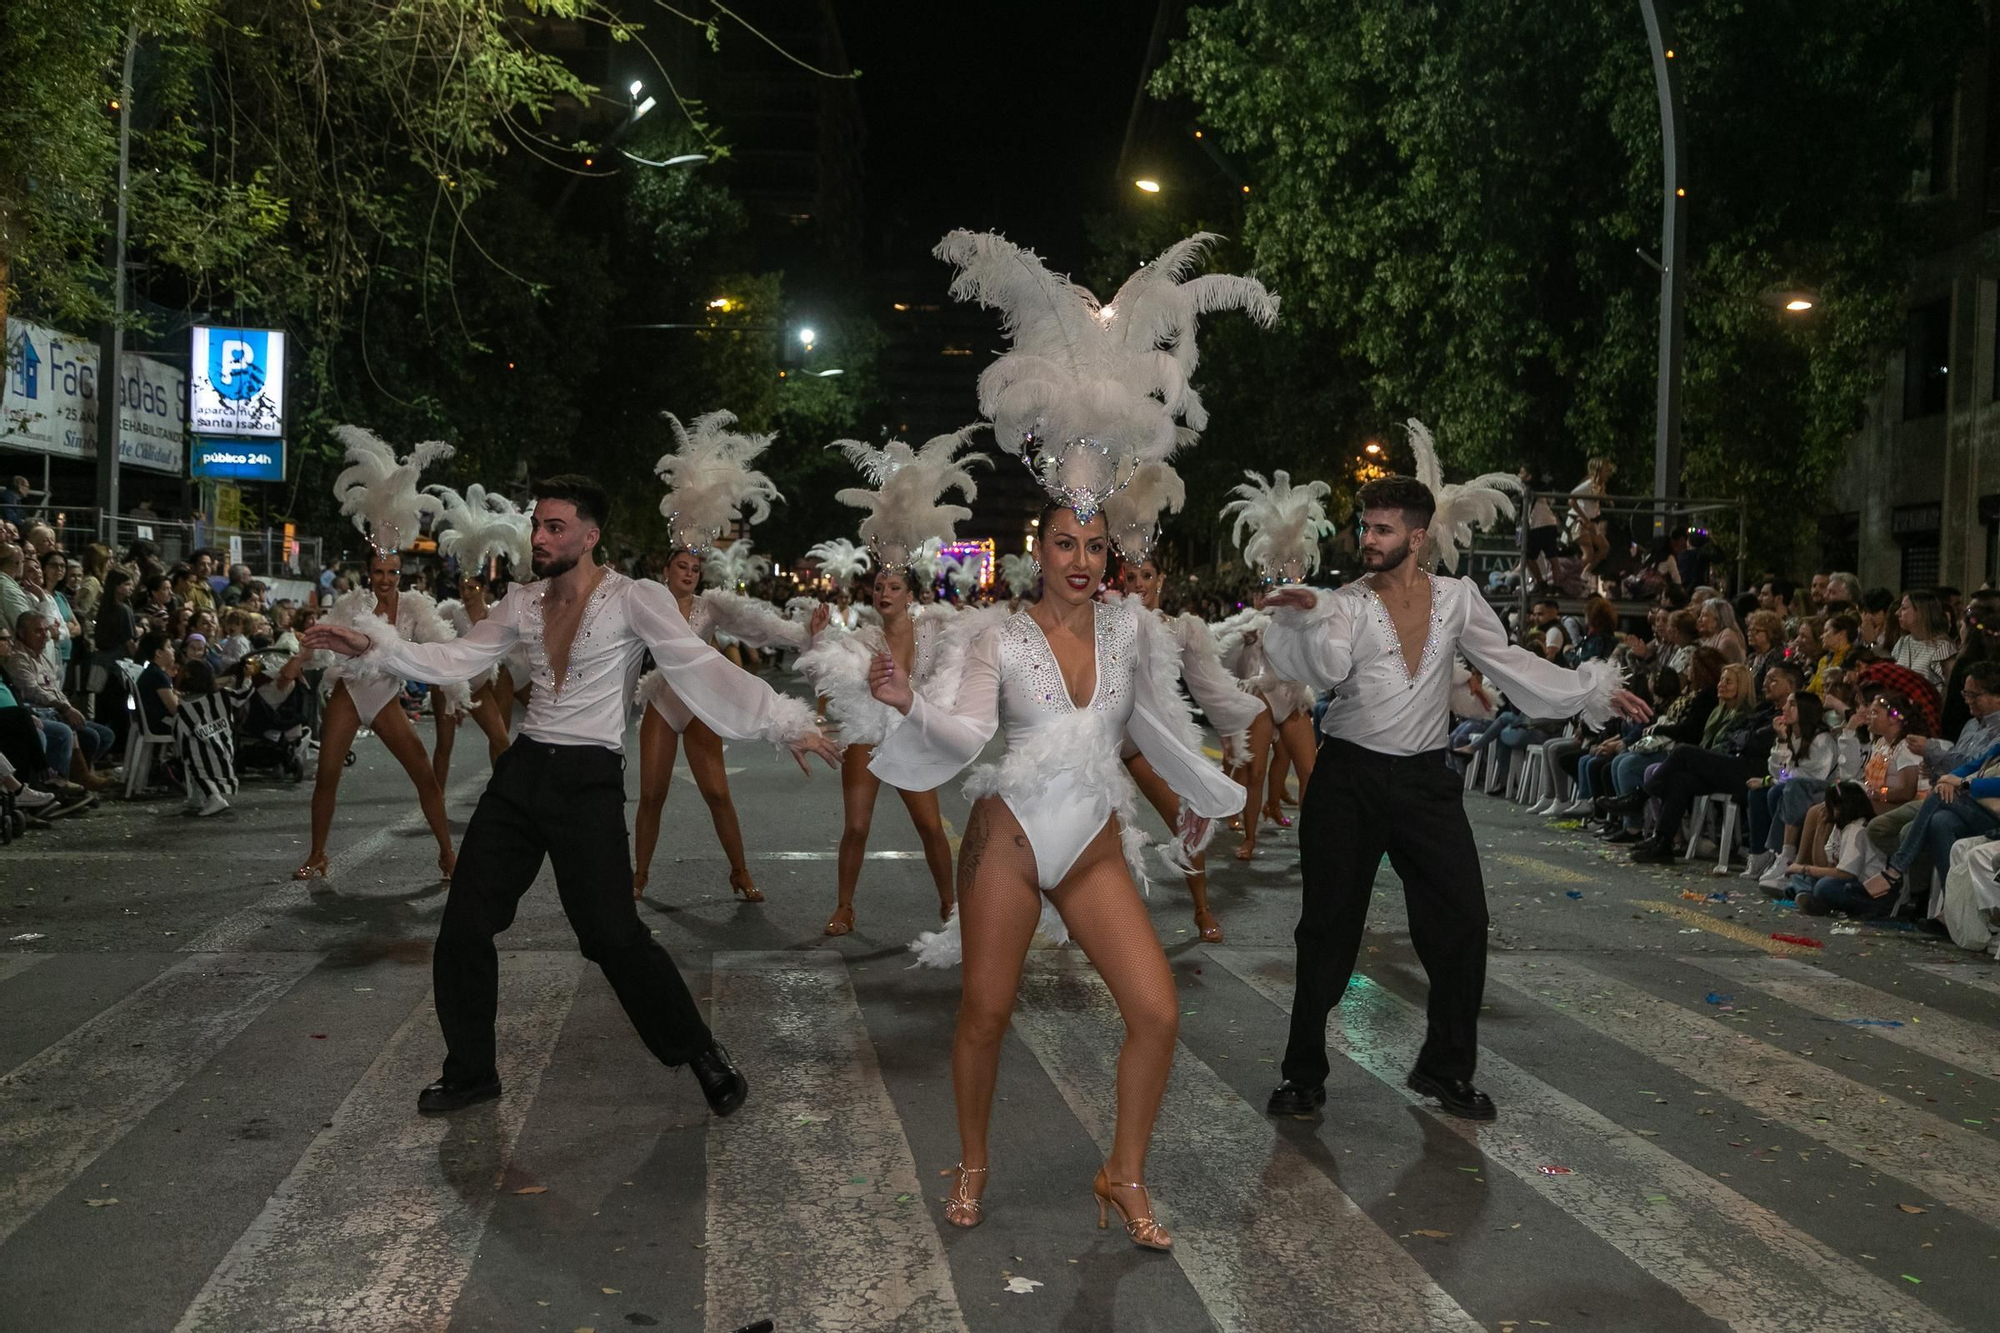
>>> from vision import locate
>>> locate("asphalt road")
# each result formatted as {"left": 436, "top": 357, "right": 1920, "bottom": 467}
{"left": 4, "top": 676, "right": 2000, "bottom": 1333}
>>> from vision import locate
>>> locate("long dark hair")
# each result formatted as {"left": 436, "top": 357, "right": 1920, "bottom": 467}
{"left": 1791, "top": 690, "right": 1829, "bottom": 758}
{"left": 1823, "top": 781, "right": 1875, "bottom": 829}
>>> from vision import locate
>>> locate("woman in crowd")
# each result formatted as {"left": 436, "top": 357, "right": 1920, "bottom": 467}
{"left": 1744, "top": 610, "right": 1786, "bottom": 693}
{"left": 1698, "top": 598, "right": 1746, "bottom": 665}
{"left": 1573, "top": 597, "right": 1619, "bottom": 665}
{"left": 73, "top": 544, "right": 109, "bottom": 635}
{"left": 1893, "top": 590, "right": 1957, "bottom": 689}
{"left": 1215, "top": 584, "right": 1319, "bottom": 859}
{"left": 1596, "top": 646, "right": 1724, "bottom": 843}
{"left": 1620, "top": 662, "right": 1774, "bottom": 862}
{"left": 430, "top": 572, "right": 518, "bottom": 788}
{"left": 1787, "top": 783, "right": 1890, "bottom": 917}
{"left": 1748, "top": 690, "right": 1848, "bottom": 888}
{"left": 1940, "top": 590, "right": 2000, "bottom": 738}
{"left": 92, "top": 569, "right": 139, "bottom": 741}
{"left": 1858, "top": 589, "right": 1900, "bottom": 655}
{"left": 1863, "top": 736, "right": 2000, "bottom": 905}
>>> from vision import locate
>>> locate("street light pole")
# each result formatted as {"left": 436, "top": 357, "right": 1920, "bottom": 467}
{"left": 94, "top": 24, "right": 138, "bottom": 526}
{"left": 1638, "top": 0, "right": 1686, "bottom": 538}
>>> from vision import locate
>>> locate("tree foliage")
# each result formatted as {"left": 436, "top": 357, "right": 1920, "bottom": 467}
{"left": 1156, "top": 0, "right": 1982, "bottom": 569}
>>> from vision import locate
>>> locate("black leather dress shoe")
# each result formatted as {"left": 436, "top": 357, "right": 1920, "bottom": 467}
{"left": 1628, "top": 838, "right": 1678, "bottom": 864}
{"left": 690, "top": 1042, "right": 748, "bottom": 1118}
{"left": 1597, "top": 790, "right": 1647, "bottom": 816}
{"left": 1406, "top": 1070, "right": 1497, "bottom": 1121}
{"left": 1266, "top": 1080, "right": 1327, "bottom": 1116}
{"left": 416, "top": 1073, "right": 501, "bottom": 1115}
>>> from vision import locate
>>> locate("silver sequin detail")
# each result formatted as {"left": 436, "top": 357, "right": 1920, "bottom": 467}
{"left": 1090, "top": 602, "right": 1135, "bottom": 713}
{"left": 999, "top": 613, "right": 1071, "bottom": 714}
{"left": 533, "top": 570, "right": 621, "bottom": 695}
{"left": 687, "top": 594, "right": 715, "bottom": 644}
{"left": 1365, "top": 574, "right": 1449, "bottom": 690}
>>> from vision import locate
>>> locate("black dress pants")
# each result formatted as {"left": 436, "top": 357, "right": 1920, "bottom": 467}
{"left": 435, "top": 736, "right": 712, "bottom": 1084}
{"left": 1284, "top": 736, "right": 1488, "bottom": 1087}
{"left": 1642, "top": 745, "right": 1755, "bottom": 847}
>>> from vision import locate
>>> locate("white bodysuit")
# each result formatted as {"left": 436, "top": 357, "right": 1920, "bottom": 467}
{"left": 317, "top": 588, "right": 464, "bottom": 722}
{"left": 633, "top": 589, "right": 811, "bottom": 734}
{"left": 870, "top": 599, "right": 1245, "bottom": 893}
{"left": 795, "top": 607, "right": 961, "bottom": 749}
{"left": 1214, "top": 606, "right": 1317, "bottom": 723}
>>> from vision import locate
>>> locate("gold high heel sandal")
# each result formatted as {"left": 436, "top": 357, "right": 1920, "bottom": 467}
{"left": 942, "top": 1163, "right": 988, "bottom": 1228}
{"left": 1093, "top": 1167, "right": 1170, "bottom": 1250}
{"left": 292, "top": 855, "right": 330, "bottom": 882}
{"left": 1194, "top": 909, "right": 1224, "bottom": 944}
{"left": 729, "top": 868, "right": 764, "bottom": 903}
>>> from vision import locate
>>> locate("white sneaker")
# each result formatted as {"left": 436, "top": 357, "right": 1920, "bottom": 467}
{"left": 1559, "top": 798, "right": 1594, "bottom": 816}
{"left": 1742, "top": 850, "right": 1774, "bottom": 880}
{"left": 194, "top": 793, "right": 230, "bottom": 818}
{"left": 14, "top": 786, "right": 57, "bottom": 813}
{"left": 1758, "top": 857, "right": 1792, "bottom": 889}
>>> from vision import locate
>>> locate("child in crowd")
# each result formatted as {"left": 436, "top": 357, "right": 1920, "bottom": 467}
{"left": 1790, "top": 782, "right": 1892, "bottom": 917}
{"left": 1751, "top": 691, "right": 1846, "bottom": 888}
{"left": 172, "top": 659, "right": 249, "bottom": 817}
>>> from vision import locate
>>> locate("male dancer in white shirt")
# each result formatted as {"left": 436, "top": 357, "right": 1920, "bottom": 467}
{"left": 304, "top": 476, "right": 838, "bottom": 1117}
{"left": 1258, "top": 476, "right": 1651, "bottom": 1120}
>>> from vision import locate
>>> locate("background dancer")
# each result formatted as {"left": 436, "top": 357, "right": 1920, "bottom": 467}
{"left": 1260, "top": 464, "right": 1649, "bottom": 1123}
{"left": 303, "top": 474, "right": 838, "bottom": 1118}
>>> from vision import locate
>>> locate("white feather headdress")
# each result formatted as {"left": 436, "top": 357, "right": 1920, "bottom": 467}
{"left": 333, "top": 426, "right": 454, "bottom": 554}
{"left": 830, "top": 429, "right": 989, "bottom": 570}
{"left": 939, "top": 552, "right": 983, "bottom": 598}
{"left": 805, "top": 537, "right": 873, "bottom": 586}
{"left": 654, "top": 410, "right": 782, "bottom": 553}
{"left": 1103, "top": 458, "right": 1187, "bottom": 562}
{"left": 933, "top": 230, "right": 1278, "bottom": 521}
{"left": 1402, "top": 418, "right": 1524, "bottom": 574}
{"left": 909, "top": 536, "right": 944, "bottom": 585}
{"left": 999, "top": 552, "right": 1040, "bottom": 598}
{"left": 428, "top": 482, "right": 531, "bottom": 573}
{"left": 1222, "top": 470, "right": 1334, "bottom": 582}
{"left": 704, "top": 539, "right": 771, "bottom": 589}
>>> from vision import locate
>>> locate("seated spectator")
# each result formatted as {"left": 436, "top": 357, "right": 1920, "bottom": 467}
{"left": 1783, "top": 783, "right": 1889, "bottom": 916}
{"left": 1864, "top": 736, "right": 2000, "bottom": 908}
{"left": 1744, "top": 610, "right": 1786, "bottom": 692}
{"left": 1892, "top": 590, "right": 1956, "bottom": 690}
{"left": 171, "top": 659, "right": 249, "bottom": 817}
{"left": 1855, "top": 688, "right": 1928, "bottom": 814}
{"left": 1858, "top": 588, "right": 1899, "bottom": 655}
{"left": 0, "top": 634, "right": 94, "bottom": 812}
{"left": 1810, "top": 614, "right": 1859, "bottom": 692}
{"left": 1573, "top": 597, "right": 1618, "bottom": 665}
{"left": 1867, "top": 662, "right": 2000, "bottom": 890}
{"left": 138, "top": 571, "right": 174, "bottom": 630}
{"left": 1595, "top": 646, "right": 1724, "bottom": 842}
{"left": 1749, "top": 690, "right": 1844, "bottom": 885}
{"left": 1663, "top": 610, "right": 1700, "bottom": 675}
{"left": 134, "top": 631, "right": 180, "bottom": 739}
{"left": 0, "top": 745, "right": 66, "bottom": 823}
{"left": 5, "top": 611, "right": 116, "bottom": 792}
{"left": 1621, "top": 662, "right": 1774, "bottom": 862}
{"left": 1698, "top": 597, "right": 1747, "bottom": 664}
{"left": 215, "top": 610, "right": 253, "bottom": 667}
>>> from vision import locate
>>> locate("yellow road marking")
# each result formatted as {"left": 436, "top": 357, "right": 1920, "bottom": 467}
{"left": 1491, "top": 852, "right": 1593, "bottom": 885}
{"left": 942, "top": 814, "right": 961, "bottom": 858}
{"left": 1632, "top": 899, "right": 1820, "bottom": 956}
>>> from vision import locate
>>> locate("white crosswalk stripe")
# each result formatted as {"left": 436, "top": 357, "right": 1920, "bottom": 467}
{"left": 1487, "top": 953, "right": 2000, "bottom": 1230}
{"left": 1697, "top": 955, "right": 2000, "bottom": 1079}
{"left": 1208, "top": 948, "right": 1965, "bottom": 1333}
{"left": 1013, "top": 956, "right": 1484, "bottom": 1332}
{"left": 172, "top": 952, "right": 581, "bottom": 1333}
{"left": 0, "top": 954, "right": 51, "bottom": 985}
{"left": 0, "top": 952, "right": 319, "bottom": 1245}
{"left": 705, "top": 951, "right": 966, "bottom": 1333}
{"left": 1910, "top": 960, "right": 2000, "bottom": 999}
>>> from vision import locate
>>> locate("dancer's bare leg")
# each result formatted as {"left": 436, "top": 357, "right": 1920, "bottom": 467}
{"left": 297, "top": 683, "right": 361, "bottom": 878}
{"left": 896, "top": 785, "right": 957, "bottom": 921}
{"left": 1235, "top": 707, "right": 1275, "bottom": 859}
{"left": 828, "top": 744, "right": 878, "bottom": 934}
{"left": 949, "top": 798, "right": 1048, "bottom": 1216}
{"left": 1049, "top": 818, "right": 1179, "bottom": 1239}
{"left": 369, "top": 698, "right": 457, "bottom": 878}
{"left": 632, "top": 705, "right": 679, "bottom": 897}
{"left": 431, "top": 709, "right": 458, "bottom": 790}
{"left": 490, "top": 665, "right": 517, "bottom": 763}
{"left": 1264, "top": 740, "right": 1292, "bottom": 825}
{"left": 686, "top": 720, "right": 759, "bottom": 900}
{"left": 1278, "top": 711, "right": 1318, "bottom": 802}
{"left": 1128, "top": 753, "right": 1218, "bottom": 941}
{"left": 468, "top": 686, "right": 512, "bottom": 757}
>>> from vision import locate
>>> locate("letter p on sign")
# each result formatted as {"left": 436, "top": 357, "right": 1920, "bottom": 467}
{"left": 219, "top": 340, "right": 255, "bottom": 387}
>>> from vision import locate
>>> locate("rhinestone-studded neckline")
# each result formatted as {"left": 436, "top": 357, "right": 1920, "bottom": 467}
{"left": 1008, "top": 607, "right": 1114, "bottom": 712}
{"left": 1362, "top": 574, "right": 1449, "bottom": 690}
{"left": 532, "top": 569, "right": 620, "bottom": 699}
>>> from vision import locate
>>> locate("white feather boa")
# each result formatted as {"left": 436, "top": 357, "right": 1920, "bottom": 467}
{"left": 1172, "top": 611, "right": 1258, "bottom": 757}
{"left": 327, "top": 589, "right": 468, "bottom": 713}
{"left": 798, "top": 606, "right": 1004, "bottom": 747}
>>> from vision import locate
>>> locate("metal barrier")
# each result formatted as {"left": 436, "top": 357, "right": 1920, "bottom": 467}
{"left": 10, "top": 505, "right": 325, "bottom": 579}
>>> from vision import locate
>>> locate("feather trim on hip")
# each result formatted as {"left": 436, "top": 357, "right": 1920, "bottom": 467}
{"left": 909, "top": 897, "right": 1070, "bottom": 970}
{"left": 796, "top": 627, "right": 895, "bottom": 745}
{"left": 959, "top": 709, "right": 1155, "bottom": 896}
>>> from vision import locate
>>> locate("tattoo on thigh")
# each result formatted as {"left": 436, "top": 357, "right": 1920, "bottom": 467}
{"left": 959, "top": 816, "right": 991, "bottom": 886}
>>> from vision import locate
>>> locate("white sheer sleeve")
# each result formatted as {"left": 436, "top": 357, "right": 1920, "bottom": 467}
{"left": 1173, "top": 613, "right": 1264, "bottom": 746}
{"left": 360, "top": 592, "right": 518, "bottom": 683}
{"left": 1456, "top": 579, "right": 1623, "bottom": 727}
{"left": 1262, "top": 589, "right": 1358, "bottom": 692}
{"left": 627, "top": 580, "right": 816, "bottom": 747}
{"left": 1129, "top": 611, "right": 1249, "bottom": 822}
{"left": 702, "top": 588, "right": 812, "bottom": 651}
{"left": 868, "top": 627, "right": 1001, "bottom": 792}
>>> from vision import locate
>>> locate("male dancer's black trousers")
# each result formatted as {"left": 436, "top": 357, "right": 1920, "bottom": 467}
{"left": 1283, "top": 736, "right": 1489, "bottom": 1087}
{"left": 436, "top": 736, "right": 711, "bottom": 1084}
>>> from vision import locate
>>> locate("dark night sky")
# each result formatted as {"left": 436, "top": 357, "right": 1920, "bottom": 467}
{"left": 837, "top": 0, "right": 1167, "bottom": 276}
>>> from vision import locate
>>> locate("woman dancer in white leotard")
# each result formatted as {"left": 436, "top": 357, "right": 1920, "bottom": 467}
{"left": 431, "top": 572, "right": 517, "bottom": 787}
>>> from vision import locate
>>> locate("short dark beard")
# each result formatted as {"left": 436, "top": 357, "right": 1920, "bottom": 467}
{"left": 1361, "top": 538, "right": 1410, "bottom": 572}
{"left": 531, "top": 552, "right": 576, "bottom": 579}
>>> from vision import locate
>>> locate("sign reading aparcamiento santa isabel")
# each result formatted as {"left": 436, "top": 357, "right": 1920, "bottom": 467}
{"left": 189, "top": 325, "right": 287, "bottom": 439}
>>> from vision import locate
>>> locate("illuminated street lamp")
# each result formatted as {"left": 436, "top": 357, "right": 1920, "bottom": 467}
{"left": 1134, "top": 179, "right": 1161, "bottom": 193}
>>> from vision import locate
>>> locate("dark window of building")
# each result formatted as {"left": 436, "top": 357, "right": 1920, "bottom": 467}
{"left": 1901, "top": 535, "right": 1942, "bottom": 591}
{"left": 1905, "top": 299, "right": 1950, "bottom": 419}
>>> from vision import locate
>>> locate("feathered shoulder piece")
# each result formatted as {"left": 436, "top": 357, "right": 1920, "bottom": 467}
{"left": 1403, "top": 418, "right": 1523, "bottom": 573}
{"left": 703, "top": 539, "right": 771, "bottom": 590}
{"left": 999, "top": 551, "right": 1040, "bottom": 598}
{"left": 333, "top": 426, "right": 454, "bottom": 553}
{"left": 830, "top": 429, "right": 988, "bottom": 569}
{"left": 932, "top": 230, "right": 1277, "bottom": 521}
{"left": 654, "top": 410, "right": 782, "bottom": 553}
{"left": 428, "top": 482, "right": 531, "bottom": 573}
{"left": 1221, "top": 470, "right": 1333, "bottom": 582}
{"left": 805, "top": 537, "right": 873, "bottom": 586}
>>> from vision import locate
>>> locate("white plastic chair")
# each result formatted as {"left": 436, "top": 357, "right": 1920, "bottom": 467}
{"left": 118, "top": 661, "right": 175, "bottom": 798}
{"left": 1683, "top": 793, "right": 1741, "bottom": 875}
{"left": 1519, "top": 743, "right": 1550, "bottom": 806}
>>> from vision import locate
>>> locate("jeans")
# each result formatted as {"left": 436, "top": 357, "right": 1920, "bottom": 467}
{"left": 37, "top": 717, "right": 74, "bottom": 777}
{"left": 1798, "top": 874, "right": 1894, "bottom": 919}
{"left": 1611, "top": 750, "right": 1657, "bottom": 828}
{"left": 1887, "top": 792, "right": 2000, "bottom": 889}
{"left": 1758, "top": 776, "right": 1828, "bottom": 852}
